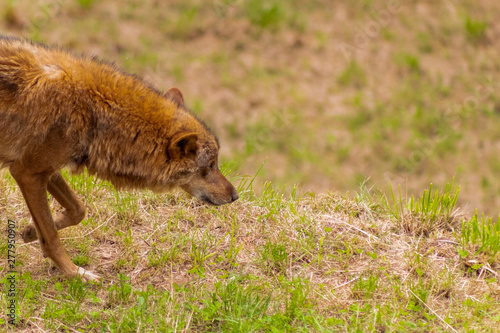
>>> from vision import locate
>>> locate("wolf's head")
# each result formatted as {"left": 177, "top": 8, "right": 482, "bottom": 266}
{"left": 165, "top": 88, "right": 238, "bottom": 206}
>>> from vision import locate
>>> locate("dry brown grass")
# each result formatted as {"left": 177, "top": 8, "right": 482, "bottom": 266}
{"left": 1, "top": 170, "right": 500, "bottom": 331}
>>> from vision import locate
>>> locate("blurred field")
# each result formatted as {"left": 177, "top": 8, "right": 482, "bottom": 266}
{"left": 2, "top": 1, "right": 500, "bottom": 213}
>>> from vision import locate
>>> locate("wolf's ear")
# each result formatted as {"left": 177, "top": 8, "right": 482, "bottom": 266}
{"left": 165, "top": 87, "right": 185, "bottom": 106}
{"left": 168, "top": 133, "right": 198, "bottom": 160}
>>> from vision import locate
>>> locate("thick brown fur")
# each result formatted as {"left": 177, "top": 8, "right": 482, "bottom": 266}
{"left": 0, "top": 36, "right": 238, "bottom": 280}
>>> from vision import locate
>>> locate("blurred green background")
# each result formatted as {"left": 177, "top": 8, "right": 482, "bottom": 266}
{"left": 3, "top": 0, "right": 500, "bottom": 216}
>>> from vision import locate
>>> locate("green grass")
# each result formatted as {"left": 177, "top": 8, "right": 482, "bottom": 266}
{"left": 75, "top": 0, "right": 98, "bottom": 9}
{"left": 337, "top": 61, "right": 367, "bottom": 88}
{"left": 464, "top": 15, "right": 489, "bottom": 43}
{"left": 2, "top": 170, "right": 500, "bottom": 331}
{"left": 246, "top": 0, "right": 287, "bottom": 29}
{"left": 457, "top": 212, "right": 500, "bottom": 264}
{"left": 388, "top": 181, "right": 460, "bottom": 236}
{"left": 394, "top": 52, "right": 421, "bottom": 74}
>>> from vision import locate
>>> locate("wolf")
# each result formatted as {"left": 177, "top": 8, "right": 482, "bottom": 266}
{"left": 0, "top": 36, "right": 238, "bottom": 281}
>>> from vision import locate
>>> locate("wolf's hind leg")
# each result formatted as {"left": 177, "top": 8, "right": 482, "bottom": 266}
{"left": 22, "top": 172, "right": 86, "bottom": 243}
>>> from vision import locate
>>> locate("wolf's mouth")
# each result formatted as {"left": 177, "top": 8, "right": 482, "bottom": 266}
{"left": 200, "top": 194, "right": 217, "bottom": 206}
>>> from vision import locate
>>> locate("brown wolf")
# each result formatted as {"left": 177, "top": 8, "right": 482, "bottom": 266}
{"left": 0, "top": 36, "right": 238, "bottom": 281}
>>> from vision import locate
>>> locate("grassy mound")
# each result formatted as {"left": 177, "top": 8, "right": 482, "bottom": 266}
{"left": 1, "top": 170, "right": 499, "bottom": 332}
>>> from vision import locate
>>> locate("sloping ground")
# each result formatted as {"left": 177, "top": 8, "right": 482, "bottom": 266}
{"left": 2, "top": 0, "right": 500, "bottom": 216}
{"left": 0, "top": 170, "right": 499, "bottom": 331}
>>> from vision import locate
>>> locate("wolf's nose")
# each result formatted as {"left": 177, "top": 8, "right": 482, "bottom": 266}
{"left": 231, "top": 189, "right": 239, "bottom": 202}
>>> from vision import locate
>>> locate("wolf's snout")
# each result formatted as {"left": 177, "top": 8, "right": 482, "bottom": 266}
{"left": 180, "top": 172, "right": 238, "bottom": 206}
{"left": 230, "top": 188, "right": 239, "bottom": 202}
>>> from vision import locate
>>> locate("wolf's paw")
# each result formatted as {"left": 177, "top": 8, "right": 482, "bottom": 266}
{"left": 21, "top": 225, "right": 38, "bottom": 243}
{"left": 76, "top": 267, "right": 101, "bottom": 282}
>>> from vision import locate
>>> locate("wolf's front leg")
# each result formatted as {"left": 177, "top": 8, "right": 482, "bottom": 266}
{"left": 21, "top": 172, "right": 87, "bottom": 243}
